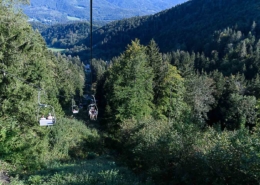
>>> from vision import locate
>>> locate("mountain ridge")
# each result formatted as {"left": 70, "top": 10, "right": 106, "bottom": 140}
{"left": 78, "top": 0, "right": 260, "bottom": 60}
{"left": 39, "top": 0, "right": 260, "bottom": 62}
{"left": 22, "top": 0, "right": 187, "bottom": 23}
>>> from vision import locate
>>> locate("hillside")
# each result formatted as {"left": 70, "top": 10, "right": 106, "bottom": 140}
{"left": 63, "top": 0, "right": 260, "bottom": 60}
{"left": 0, "top": 2, "right": 149, "bottom": 184}
{"left": 22, "top": 0, "right": 186, "bottom": 23}
{"left": 3, "top": 0, "right": 260, "bottom": 185}
{"left": 35, "top": 22, "right": 100, "bottom": 49}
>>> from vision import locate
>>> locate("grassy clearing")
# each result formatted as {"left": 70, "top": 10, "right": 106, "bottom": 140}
{"left": 8, "top": 156, "right": 152, "bottom": 185}
{"left": 48, "top": 47, "right": 66, "bottom": 52}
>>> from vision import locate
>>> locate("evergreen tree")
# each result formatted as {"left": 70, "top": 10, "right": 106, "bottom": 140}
{"left": 104, "top": 39, "right": 154, "bottom": 122}
{"left": 0, "top": 1, "right": 85, "bottom": 170}
{"left": 154, "top": 63, "right": 188, "bottom": 122}
{"left": 146, "top": 39, "right": 164, "bottom": 104}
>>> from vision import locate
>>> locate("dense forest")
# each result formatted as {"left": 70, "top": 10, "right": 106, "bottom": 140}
{"left": 49, "top": 0, "right": 260, "bottom": 61}
{"left": 0, "top": 0, "right": 89, "bottom": 170}
{"left": 34, "top": 22, "right": 100, "bottom": 49}
{"left": 1, "top": 0, "right": 260, "bottom": 185}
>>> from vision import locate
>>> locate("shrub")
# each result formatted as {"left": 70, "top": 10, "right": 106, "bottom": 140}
{"left": 48, "top": 118, "right": 101, "bottom": 161}
{"left": 115, "top": 118, "right": 260, "bottom": 184}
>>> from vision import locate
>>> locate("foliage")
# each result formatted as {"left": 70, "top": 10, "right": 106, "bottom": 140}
{"left": 37, "top": 22, "right": 100, "bottom": 49}
{"left": 96, "top": 33, "right": 260, "bottom": 185}
{"left": 114, "top": 118, "right": 260, "bottom": 185}
{"left": 2, "top": 1, "right": 260, "bottom": 185}
{"left": 104, "top": 39, "right": 154, "bottom": 122}
{"left": 0, "top": 0, "right": 85, "bottom": 172}
{"left": 48, "top": 118, "right": 101, "bottom": 161}
{"left": 8, "top": 156, "right": 153, "bottom": 185}
{"left": 154, "top": 64, "right": 188, "bottom": 122}
{"left": 91, "top": 58, "right": 108, "bottom": 82}
{"left": 63, "top": 0, "right": 260, "bottom": 61}
{"left": 0, "top": 116, "right": 101, "bottom": 172}
{"left": 184, "top": 72, "right": 216, "bottom": 126}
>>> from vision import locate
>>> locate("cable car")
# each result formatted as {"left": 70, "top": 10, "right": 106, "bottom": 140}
{"left": 72, "top": 107, "right": 79, "bottom": 114}
{"left": 88, "top": 95, "right": 98, "bottom": 120}
{"left": 37, "top": 91, "right": 56, "bottom": 126}
{"left": 88, "top": 104, "right": 98, "bottom": 120}
{"left": 72, "top": 99, "right": 79, "bottom": 114}
{"left": 39, "top": 109, "right": 56, "bottom": 126}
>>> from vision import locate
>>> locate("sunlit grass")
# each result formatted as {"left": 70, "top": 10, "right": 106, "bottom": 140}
{"left": 48, "top": 47, "right": 66, "bottom": 52}
{"left": 9, "top": 156, "right": 153, "bottom": 185}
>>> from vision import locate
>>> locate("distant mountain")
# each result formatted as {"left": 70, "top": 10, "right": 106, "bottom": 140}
{"left": 22, "top": 0, "right": 187, "bottom": 23}
{"left": 40, "top": 0, "right": 260, "bottom": 62}
{"left": 65, "top": 0, "right": 260, "bottom": 60}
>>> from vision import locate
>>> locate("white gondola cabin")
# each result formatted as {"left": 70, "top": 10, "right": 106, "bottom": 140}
{"left": 37, "top": 91, "right": 56, "bottom": 126}
{"left": 38, "top": 108, "right": 56, "bottom": 126}
{"left": 88, "top": 95, "right": 98, "bottom": 120}
{"left": 39, "top": 118, "right": 55, "bottom": 126}
{"left": 72, "top": 109, "right": 79, "bottom": 114}
{"left": 72, "top": 99, "right": 79, "bottom": 114}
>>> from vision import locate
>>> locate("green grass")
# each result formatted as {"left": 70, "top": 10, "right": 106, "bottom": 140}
{"left": 47, "top": 47, "right": 66, "bottom": 52}
{"left": 8, "top": 156, "right": 152, "bottom": 185}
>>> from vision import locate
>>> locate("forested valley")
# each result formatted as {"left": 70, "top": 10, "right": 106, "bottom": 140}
{"left": 1, "top": 0, "right": 260, "bottom": 185}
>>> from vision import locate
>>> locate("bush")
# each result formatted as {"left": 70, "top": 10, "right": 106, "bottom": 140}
{"left": 0, "top": 117, "right": 101, "bottom": 172}
{"left": 48, "top": 118, "right": 101, "bottom": 161}
{"left": 115, "top": 118, "right": 260, "bottom": 184}
{"left": 10, "top": 156, "right": 153, "bottom": 185}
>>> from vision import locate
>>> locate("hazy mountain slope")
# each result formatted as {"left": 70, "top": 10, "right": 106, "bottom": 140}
{"left": 105, "top": 0, "right": 185, "bottom": 12}
{"left": 74, "top": 0, "right": 260, "bottom": 60}
{"left": 39, "top": 22, "right": 100, "bottom": 48}
{"left": 23, "top": 0, "right": 187, "bottom": 23}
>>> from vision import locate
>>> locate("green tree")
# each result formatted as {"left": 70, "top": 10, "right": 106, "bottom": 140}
{"left": 0, "top": 1, "right": 85, "bottom": 171}
{"left": 185, "top": 73, "right": 215, "bottom": 126}
{"left": 146, "top": 39, "right": 163, "bottom": 102}
{"left": 104, "top": 39, "right": 154, "bottom": 122}
{"left": 154, "top": 64, "right": 188, "bottom": 122}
